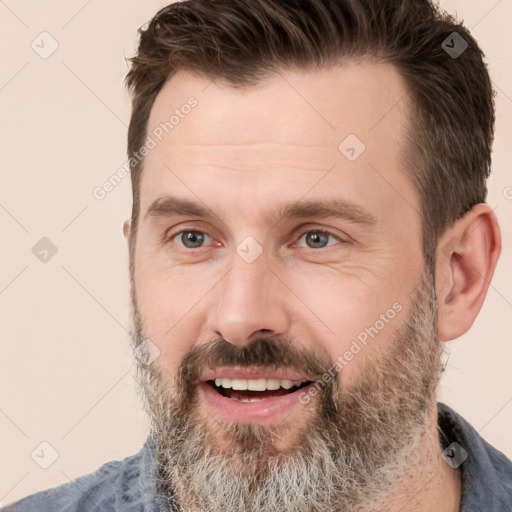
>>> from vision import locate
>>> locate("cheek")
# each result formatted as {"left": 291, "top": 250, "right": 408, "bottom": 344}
{"left": 284, "top": 267, "right": 404, "bottom": 379}
{"left": 134, "top": 264, "right": 218, "bottom": 372}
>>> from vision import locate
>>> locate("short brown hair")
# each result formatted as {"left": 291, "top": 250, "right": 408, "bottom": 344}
{"left": 125, "top": 0, "right": 495, "bottom": 268}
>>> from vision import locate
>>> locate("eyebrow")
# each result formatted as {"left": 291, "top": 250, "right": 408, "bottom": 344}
{"left": 144, "top": 195, "right": 377, "bottom": 226}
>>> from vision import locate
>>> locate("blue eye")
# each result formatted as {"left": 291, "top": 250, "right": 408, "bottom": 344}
{"left": 297, "top": 231, "right": 341, "bottom": 249}
{"left": 172, "top": 230, "right": 212, "bottom": 249}
{"left": 167, "top": 228, "right": 344, "bottom": 252}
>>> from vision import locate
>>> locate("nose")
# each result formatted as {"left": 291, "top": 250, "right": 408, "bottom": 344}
{"left": 207, "top": 253, "right": 291, "bottom": 346}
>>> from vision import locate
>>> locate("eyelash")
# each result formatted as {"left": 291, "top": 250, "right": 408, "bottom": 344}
{"left": 166, "top": 228, "right": 344, "bottom": 250}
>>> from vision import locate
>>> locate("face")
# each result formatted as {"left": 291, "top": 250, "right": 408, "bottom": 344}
{"left": 128, "top": 63, "right": 442, "bottom": 511}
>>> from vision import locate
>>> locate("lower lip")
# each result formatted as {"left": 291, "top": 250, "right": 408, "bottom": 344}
{"left": 198, "top": 381, "right": 312, "bottom": 424}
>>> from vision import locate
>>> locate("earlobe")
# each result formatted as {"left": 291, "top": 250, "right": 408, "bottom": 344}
{"left": 436, "top": 204, "right": 501, "bottom": 341}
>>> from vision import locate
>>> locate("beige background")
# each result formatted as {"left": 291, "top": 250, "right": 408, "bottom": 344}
{"left": 0, "top": 0, "right": 511, "bottom": 506}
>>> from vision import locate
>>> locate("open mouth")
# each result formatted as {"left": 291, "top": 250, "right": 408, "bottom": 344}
{"left": 199, "top": 370, "right": 316, "bottom": 422}
{"left": 206, "top": 378, "right": 312, "bottom": 402}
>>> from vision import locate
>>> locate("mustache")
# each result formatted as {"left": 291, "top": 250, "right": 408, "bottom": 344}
{"left": 178, "top": 337, "right": 333, "bottom": 382}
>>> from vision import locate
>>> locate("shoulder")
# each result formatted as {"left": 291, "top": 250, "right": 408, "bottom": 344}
{"left": 1, "top": 460, "right": 123, "bottom": 512}
{"left": 1, "top": 440, "right": 158, "bottom": 512}
{"left": 438, "top": 402, "right": 512, "bottom": 511}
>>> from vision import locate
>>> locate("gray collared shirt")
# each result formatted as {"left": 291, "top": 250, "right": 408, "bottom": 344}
{"left": 3, "top": 403, "right": 512, "bottom": 511}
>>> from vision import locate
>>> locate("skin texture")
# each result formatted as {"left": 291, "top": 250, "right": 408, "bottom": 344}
{"left": 124, "top": 62, "right": 501, "bottom": 511}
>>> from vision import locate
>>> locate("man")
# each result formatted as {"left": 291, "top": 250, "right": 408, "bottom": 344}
{"left": 5, "top": 0, "right": 511, "bottom": 510}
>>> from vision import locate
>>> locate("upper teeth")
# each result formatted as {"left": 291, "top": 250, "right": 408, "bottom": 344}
{"left": 214, "top": 378, "right": 303, "bottom": 391}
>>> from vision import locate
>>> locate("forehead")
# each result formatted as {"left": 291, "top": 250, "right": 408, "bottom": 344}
{"left": 140, "top": 62, "right": 417, "bottom": 225}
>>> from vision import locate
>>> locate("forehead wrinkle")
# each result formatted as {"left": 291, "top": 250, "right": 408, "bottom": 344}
{"left": 156, "top": 142, "right": 342, "bottom": 173}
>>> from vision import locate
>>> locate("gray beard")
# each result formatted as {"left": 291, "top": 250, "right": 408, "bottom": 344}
{"left": 130, "top": 267, "right": 443, "bottom": 512}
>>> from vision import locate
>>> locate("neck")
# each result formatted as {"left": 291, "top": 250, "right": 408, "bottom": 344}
{"left": 379, "top": 401, "right": 462, "bottom": 512}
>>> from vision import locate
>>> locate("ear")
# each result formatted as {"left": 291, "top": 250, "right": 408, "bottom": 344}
{"left": 435, "top": 203, "right": 501, "bottom": 341}
{"left": 123, "top": 219, "right": 131, "bottom": 240}
{"left": 123, "top": 219, "right": 135, "bottom": 304}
